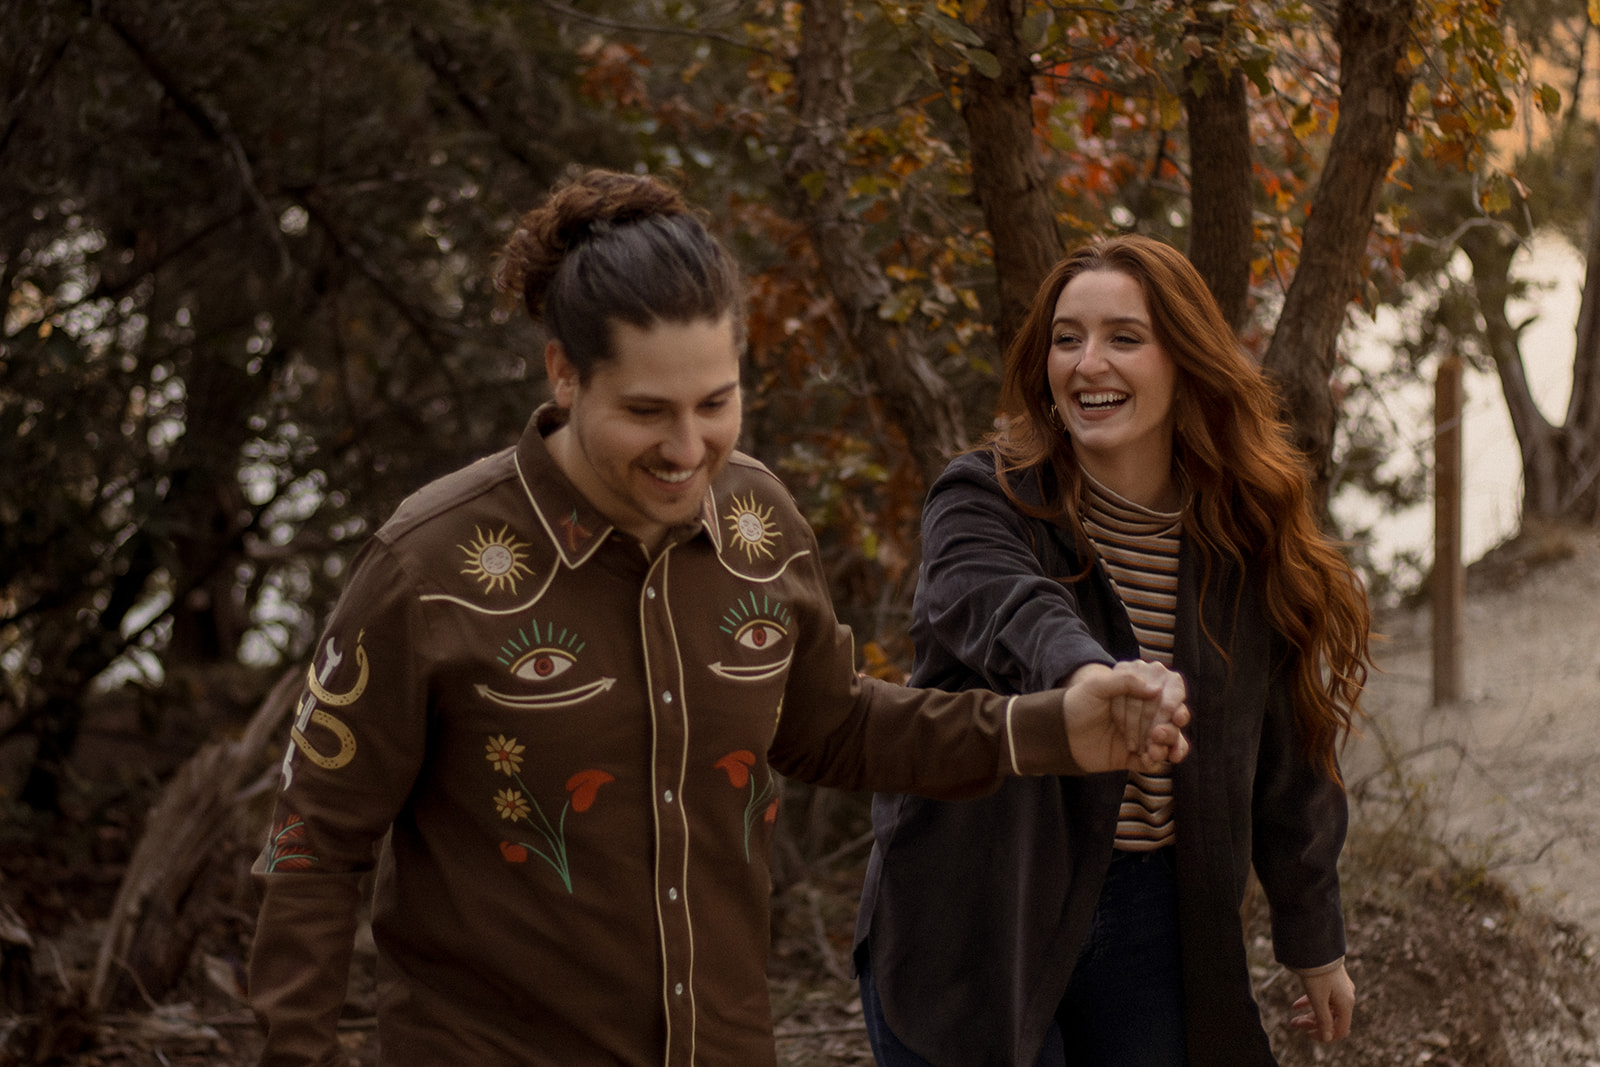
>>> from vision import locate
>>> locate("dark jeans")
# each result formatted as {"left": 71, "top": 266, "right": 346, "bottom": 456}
{"left": 859, "top": 848, "right": 1187, "bottom": 1067}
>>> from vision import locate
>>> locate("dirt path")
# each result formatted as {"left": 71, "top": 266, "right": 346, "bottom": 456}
{"left": 1344, "top": 527, "right": 1600, "bottom": 939}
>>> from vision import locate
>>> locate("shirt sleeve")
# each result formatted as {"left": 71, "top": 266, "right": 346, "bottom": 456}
{"left": 1250, "top": 640, "right": 1350, "bottom": 972}
{"left": 764, "top": 471, "right": 1090, "bottom": 798}
{"left": 249, "top": 539, "right": 432, "bottom": 1066}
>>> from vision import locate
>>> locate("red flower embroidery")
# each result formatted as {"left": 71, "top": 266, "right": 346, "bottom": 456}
{"left": 558, "top": 511, "right": 592, "bottom": 553}
{"left": 267, "top": 813, "right": 319, "bottom": 872}
{"left": 565, "top": 769, "right": 615, "bottom": 813}
{"left": 764, "top": 798, "right": 780, "bottom": 824}
{"left": 715, "top": 750, "right": 757, "bottom": 788}
{"left": 499, "top": 841, "right": 528, "bottom": 863}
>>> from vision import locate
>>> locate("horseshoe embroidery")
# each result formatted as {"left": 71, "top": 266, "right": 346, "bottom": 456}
{"left": 306, "top": 631, "right": 370, "bottom": 706}
{"left": 292, "top": 709, "right": 358, "bottom": 770}
{"left": 282, "top": 632, "right": 366, "bottom": 785}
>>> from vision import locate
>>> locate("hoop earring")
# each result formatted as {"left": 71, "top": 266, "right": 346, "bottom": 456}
{"left": 1048, "top": 404, "right": 1065, "bottom": 430}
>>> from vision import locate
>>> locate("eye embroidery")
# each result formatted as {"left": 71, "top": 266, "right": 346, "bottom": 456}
{"left": 724, "top": 492, "right": 780, "bottom": 562}
{"left": 497, "top": 620, "right": 585, "bottom": 676}
{"left": 711, "top": 592, "right": 794, "bottom": 683}
{"left": 479, "top": 620, "right": 616, "bottom": 710}
{"left": 460, "top": 525, "right": 534, "bottom": 594}
{"left": 720, "top": 591, "right": 793, "bottom": 639}
{"left": 734, "top": 619, "right": 786, "bottom": 650}
{"left": 510, "top": 648, "right": 576, "bottom": 681}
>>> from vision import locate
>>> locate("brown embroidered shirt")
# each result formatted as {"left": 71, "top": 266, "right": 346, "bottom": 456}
{"left": 249, "top": 406, "right": 1080, "bottom": 1067}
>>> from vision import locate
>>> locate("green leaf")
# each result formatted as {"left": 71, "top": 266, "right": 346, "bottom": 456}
{"left": 1021, "top": 6, "right": 1053, "bottom": 50}
{"left": 922, "top": 11, "right": 984, "bottom": 47}
{"left": 1536, "top": 84, "right": 1562, "bottom": 115}
{"left": 966, "top": 47, "right": 1002, "bottom": 80}
{"left": 800, "top": 169, "right": 828, "bottom": 202}
{"left": 1241, "top": 54, "right": 1273, "bottom": 97}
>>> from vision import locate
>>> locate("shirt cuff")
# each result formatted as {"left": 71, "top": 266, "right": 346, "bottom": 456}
{"left": 1005, "top": 689, "right": 1083, "bottom": 776}
{"left": 1291, "top": 956, "right": 1346, "bottom": 978}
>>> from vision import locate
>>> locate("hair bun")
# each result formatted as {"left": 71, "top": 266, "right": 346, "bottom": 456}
{"left": 494, "top": 170, "right": 693, "bottom": 316}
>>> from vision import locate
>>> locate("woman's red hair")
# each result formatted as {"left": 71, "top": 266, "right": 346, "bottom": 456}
{"left": 991, "top": 235, "right": 1371, "bottom": 781}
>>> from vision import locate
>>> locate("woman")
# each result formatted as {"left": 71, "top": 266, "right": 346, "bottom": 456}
{"left": 853, "top": 235, "right": 1372, "bottom": 1067}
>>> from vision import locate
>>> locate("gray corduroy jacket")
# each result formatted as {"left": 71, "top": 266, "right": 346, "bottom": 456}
{"left": 854, "top": 450, "right": 1349, "bottom": 1067}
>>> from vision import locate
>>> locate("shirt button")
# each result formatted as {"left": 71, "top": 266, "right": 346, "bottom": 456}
{"left": 668, "top": 887, "right": 678, "bottom": 901}
{"left": 646, "top": 587, "right": 657, "bottom": 599}
{"left": 674, "top": 982, "right": 684, "bottom": 995}
{"left": 662, "top": 690, "right": 673, "bottom": 704}
{"left": 663, "top": 789, "right": 674, "bottom": 803}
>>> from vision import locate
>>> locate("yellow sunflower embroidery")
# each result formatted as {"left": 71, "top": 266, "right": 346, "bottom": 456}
{"left": 486, "top": 734, "right": 525, "bottom": 775}
{"left": 460, "top": 525, "right": 533, "bottom": 594}
{"left": 724, "top": 492, "right": 779, "bottom": 562}
{"left": 493, "top": 788, "right": 531, "bottom": 822}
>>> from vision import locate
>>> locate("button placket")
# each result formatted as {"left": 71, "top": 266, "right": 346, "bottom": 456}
{"left": 642, "top": 553, "right": 694, "bottom": 1060}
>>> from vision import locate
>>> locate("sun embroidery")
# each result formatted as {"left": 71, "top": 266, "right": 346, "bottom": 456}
{"left": 724, "top": 492, "right": 780, "bottom": 562}
{"left": 459, "top": 525, "right": 533, "bottom": 594}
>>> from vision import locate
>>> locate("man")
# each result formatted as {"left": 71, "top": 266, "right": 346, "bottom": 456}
{"left": 248, "top": 169, "right": 1188, "bottom": 1066}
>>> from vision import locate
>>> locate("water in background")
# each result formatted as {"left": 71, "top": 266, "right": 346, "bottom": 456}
{"left": 1334, "top": 232, "right": 1580, "bottom": 597}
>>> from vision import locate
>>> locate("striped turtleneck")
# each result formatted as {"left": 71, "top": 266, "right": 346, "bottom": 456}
{"left": 1081, "top": 474, "right": 1182, "bottom": 852}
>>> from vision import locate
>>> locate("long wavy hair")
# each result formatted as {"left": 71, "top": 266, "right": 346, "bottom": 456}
{"left": 992, "top": 235, "right": 1371, "bottom": 780}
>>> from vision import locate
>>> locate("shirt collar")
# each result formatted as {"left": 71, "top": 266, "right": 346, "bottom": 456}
{"left": 514, "top": 403, "right": 718, "bottom": 566}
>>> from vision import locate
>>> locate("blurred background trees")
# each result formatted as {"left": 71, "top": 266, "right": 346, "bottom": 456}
{"left": 1, "top": 0, "right": 1593, "bottom": 851}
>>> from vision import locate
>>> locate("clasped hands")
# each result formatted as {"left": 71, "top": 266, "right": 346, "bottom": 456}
{"left": 1061, "top": 660, "right": 1191, "bottom": 774}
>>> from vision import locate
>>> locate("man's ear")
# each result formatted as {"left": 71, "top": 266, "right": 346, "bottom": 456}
{"left": 545, "top": 340, "right": 578, "bottom": 408}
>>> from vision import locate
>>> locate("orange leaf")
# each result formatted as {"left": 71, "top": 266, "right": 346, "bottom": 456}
{"left": 566, "top": 769, "right": 616, "bottom": 813}
{"left": 764, "top": 798, "right": 780, "bottom": 824}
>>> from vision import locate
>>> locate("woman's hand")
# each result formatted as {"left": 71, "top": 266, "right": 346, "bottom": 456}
{"left": 1060, "top": 661, "right": 1190, "bottom": 773}
{"left": 1290, "top": 961, "right": 1355, "bottom": 1042}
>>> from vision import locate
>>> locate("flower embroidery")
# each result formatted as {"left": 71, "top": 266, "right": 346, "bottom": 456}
{"left": 487, "top": 735, "right": 611, "bottom": 893}
{"left": 566, "top": 769, "right": 615, "bottom": 813}
{"left": 493, "top": 788, "right": 531, "bottom": 821}
{"left": 558, "top": 510, "right": 592, "bottom": 553}
{"left": 714, "top": 750, "right": 756, "bottom": 789}
{"left": 486, "top": 734, "right": 525, "bottom": 775}
{"left": 265, "top": 812, "right": 318, "bottom": 872}
{"left": 716, "top": 750, "right": 778, "bottom": 862}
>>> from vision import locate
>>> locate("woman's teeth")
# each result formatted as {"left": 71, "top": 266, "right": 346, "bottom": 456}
{"left": 1077, "top": 391, "right": 1128, "bottom": 411}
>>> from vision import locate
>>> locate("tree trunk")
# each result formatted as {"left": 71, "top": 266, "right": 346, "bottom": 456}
{"left": 1562, "top": 134, "right": 1600, "bottom": 522}
{"left": 1460, "top": 130, "right": 1600, "bottom": 528}
{"left": 1261, "top": 0, "right": 1416, "bottom": 513}
{"left": 784, "top": 0, "right": 967, "bottom": 489}
{"left": 1458, "top": 224, "right": 1567, "bottom": 520}
{"left": 1182, "top": 11, "right": 1254, "bottom": 331}
{"left": 959, "top": 0, "right": 1064, "bottom": 355}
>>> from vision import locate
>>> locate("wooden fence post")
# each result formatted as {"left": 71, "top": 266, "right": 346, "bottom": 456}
{"left": 1432, "top": 354, "right": 1464, "bottom": 706}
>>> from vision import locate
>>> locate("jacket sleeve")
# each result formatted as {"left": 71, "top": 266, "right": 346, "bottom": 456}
{"left": 249, "top": 539, "right": 432, "bottom": 1066}
{"left": 1249, "top": 640, "right": 1349, "bottom": 972}
{"left": 913, "top": 453, "right": 1115, "bottom": 693}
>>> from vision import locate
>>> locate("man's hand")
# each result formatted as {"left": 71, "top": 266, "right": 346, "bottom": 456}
{"left": 1290, "top": 961, "right": 1355, "bottom": 1042}
{"left": 1060, "top": 661, "right": 1190, "bottom": 774}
